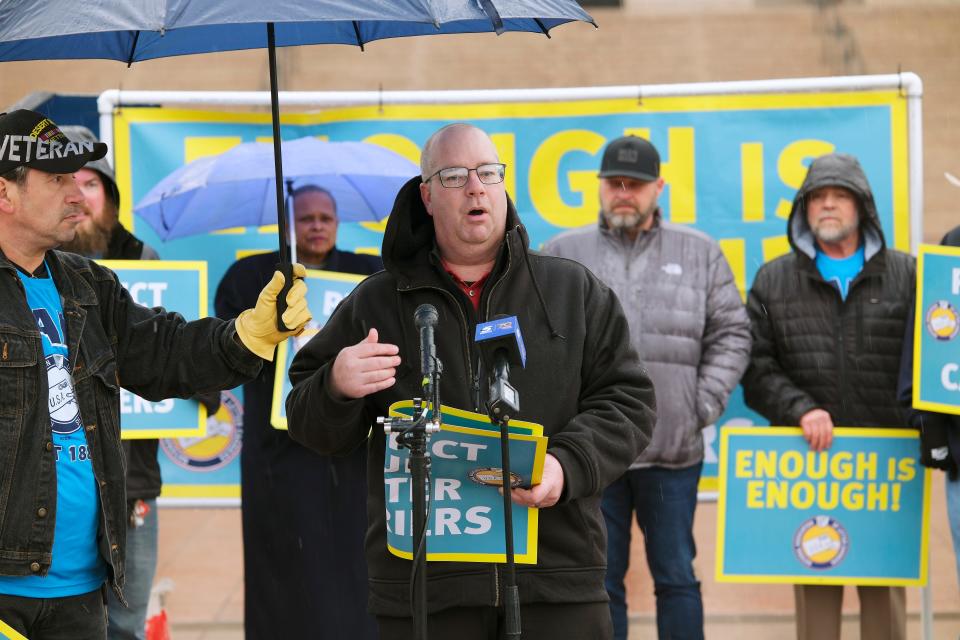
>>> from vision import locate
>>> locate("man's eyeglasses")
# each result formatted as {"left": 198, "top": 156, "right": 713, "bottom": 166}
{"left": 424, "top": 163, "right": 506, "bottom": 189}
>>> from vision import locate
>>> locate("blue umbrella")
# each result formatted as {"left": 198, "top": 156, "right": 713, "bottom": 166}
{"left": 0, "top": 2, "right": 594, "bottom": 61}
{"left": 134, "top": 136, "right": 417, "bottom": 241}
{"left": 0, "top": 0, "right": 594, "bottom": 327}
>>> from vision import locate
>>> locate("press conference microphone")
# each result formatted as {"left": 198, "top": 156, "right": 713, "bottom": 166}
{"left": 475, "top": 315, "right": 526, "bottom": 638}
{"left": 475, "top": 315, "right": 526, "bottom": 371}
{"left": 414, "top": 304, "right": 439, "bottom": 382}
{"left": 475, "top": 315, "right": 526, "bottom": 417}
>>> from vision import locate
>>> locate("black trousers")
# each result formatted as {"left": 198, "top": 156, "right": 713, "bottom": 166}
{"left": 0, "top": 587, "right": 106, "bottom": 640}
{"left": 378, "top": 601, "right": 613, "bottom": 640}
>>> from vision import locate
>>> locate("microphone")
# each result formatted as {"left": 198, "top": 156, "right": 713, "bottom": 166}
{"left": 475, "top": 315, "right": 526, "bottom": 370}
{"left": 414, "top": 304, "right": 439, "bottom": 383}
{"left": 475, "top": 315, "right": 526, "bottom": 418}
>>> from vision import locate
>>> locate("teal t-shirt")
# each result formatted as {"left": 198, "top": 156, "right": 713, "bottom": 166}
{"left": 815, "top": 245, "right": 865, "bottom": 301}
{"left": 0, "top": 265, "right": 106, "bottom": 597}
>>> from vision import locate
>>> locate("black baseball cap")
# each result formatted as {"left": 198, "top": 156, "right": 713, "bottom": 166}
{"left": 0, "top": 109, "right": 108, "bottom": 175}
{"left": 598, "top": 136, "right": 660, "bottom": 182}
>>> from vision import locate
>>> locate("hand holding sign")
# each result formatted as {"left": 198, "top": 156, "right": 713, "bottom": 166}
{"left": 799, "top": 408, "right": 834, "bottom": 452}
{"left": 331, "top": 328, "right": 401, "bottom": 399}
{"left": 509, "top": 453, "right": 564, "bottom": 509}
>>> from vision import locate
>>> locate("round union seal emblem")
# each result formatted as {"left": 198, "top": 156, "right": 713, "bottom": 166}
{"left": 467, "top": 467, "right": 524, "bottom": 488}
{"left": 793, "top": 515, "right": 849, "bottom": 570}
{"left": 926, "top": 300, "right": 960, "bottom": 341}
{"left": 160, "top": 390, "right": 243, "bottom": 472}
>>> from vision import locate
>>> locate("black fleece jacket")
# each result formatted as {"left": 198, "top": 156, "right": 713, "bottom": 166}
{"left": 286, "top": 177, "right": 656, "bottom": 616}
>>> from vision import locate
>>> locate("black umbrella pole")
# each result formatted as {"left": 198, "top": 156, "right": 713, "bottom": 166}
{"left": 267, "top": 22, "right": 294, "bottom": 331}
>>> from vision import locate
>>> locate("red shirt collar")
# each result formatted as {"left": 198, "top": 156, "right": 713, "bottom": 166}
{"left": 440, "top": 258, "right": 491, "bottom": 312}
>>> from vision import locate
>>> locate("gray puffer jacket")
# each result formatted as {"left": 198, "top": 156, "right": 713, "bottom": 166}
{"left": 543, "top": 213, "right": 751, "bottom": 468}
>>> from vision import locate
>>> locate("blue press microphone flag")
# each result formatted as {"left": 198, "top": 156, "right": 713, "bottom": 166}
{"left": 475, "top": 316, "right": 527, "bottom": 368}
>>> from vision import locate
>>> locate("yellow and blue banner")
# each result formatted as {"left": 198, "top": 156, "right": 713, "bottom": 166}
{"left": 112, "top": 85, "right": 911, "bottom": 502}
{"left": 271, "top": 269, "right": 368, "bottom": 430}
{"left": 913, "top": 244, "right": 960, "bottom": 416}
{"left": 716, "top": 427, "right": 930, "bottom": 586}
{"left": 97, "top": 260, "right": 209, "bottom": 439}
{"left": 384, "top": 401, "right": 547, "bottom": 563}
{"left": 157, "top": 388, "right": 244, "bottom": 502}
{"left": 0, "top": 619, "right": 26, "bottom": 640}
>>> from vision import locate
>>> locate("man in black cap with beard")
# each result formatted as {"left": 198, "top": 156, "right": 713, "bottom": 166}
{"left": 544, "top": 136, "right": 750, "bottom": 640}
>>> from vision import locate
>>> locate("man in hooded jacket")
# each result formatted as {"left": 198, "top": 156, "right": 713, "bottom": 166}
{"left": 286, "top": 123, "right": 657, "bottom": 639}
{"left": 742, "top": 152, "right": 914, "bottom": 640}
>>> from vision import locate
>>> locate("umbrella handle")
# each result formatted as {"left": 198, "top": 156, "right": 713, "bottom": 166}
{"left": 275, "top": 261, "right": 295, "bottom": 332}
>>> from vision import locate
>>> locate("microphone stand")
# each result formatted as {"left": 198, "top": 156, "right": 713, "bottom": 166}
{"left": 377, "top": 359, "right": 441, "bottom": 640}
{"left": 487, "top": 358, "right": 522, "bottom": 638}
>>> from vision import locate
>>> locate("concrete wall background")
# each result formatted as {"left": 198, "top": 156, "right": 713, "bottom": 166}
{"left": 2, "top": 3, "right": 958, "bottom": 239}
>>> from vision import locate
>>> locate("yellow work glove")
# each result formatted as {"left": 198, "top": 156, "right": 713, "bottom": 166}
{"left": 235, "top": 264, "right": 312, "bottom": 361}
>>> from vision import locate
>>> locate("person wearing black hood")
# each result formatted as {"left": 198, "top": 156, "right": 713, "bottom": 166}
{"left": 286, "top": 123, "right": 657, "bottom": 639}
{"left": 742, "top": 152, "right": 915, "bottom": 640}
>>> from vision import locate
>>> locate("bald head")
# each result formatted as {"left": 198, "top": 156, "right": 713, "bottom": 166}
{"left": 420, "top": 123, "right": 496, "bottom": 181}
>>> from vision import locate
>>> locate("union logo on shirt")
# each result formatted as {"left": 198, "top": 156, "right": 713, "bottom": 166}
{"left": 46, "top": 353, "right": 82, "bottom": 434}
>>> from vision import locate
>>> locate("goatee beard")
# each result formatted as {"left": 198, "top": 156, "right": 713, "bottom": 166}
{"left": 602, "top": 203, "right": 655, "bottom": 233}
{"left": 605, "top": 212, "right": 642, "bottom": 229}
{"left": 812, "top": 220, "right": 857, "bottom": 246}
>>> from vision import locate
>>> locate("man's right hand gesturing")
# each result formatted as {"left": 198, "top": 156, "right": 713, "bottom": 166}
{"left": 330, "top": 328, "right": 401, "bottom": 399}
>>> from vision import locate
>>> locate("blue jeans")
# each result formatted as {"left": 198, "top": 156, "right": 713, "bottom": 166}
{"left": 107, "top": 499, "right": 158, "bottom": 640}
{"left": 947, "top": 474, "right": 960, "bottom": 589}
{"left": 0, "top": 588, "right": 106, "bottom": 639}
{"left": 602, "top": 463, "right": 703, "bottom": 640}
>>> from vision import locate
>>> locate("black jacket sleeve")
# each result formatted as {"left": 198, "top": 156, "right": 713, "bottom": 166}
{"left": 97, "top": 263, "right": 263, "bottom": 400}
{"left": 546, "top": 274, "right": 657, "bottom": 501}
{"left": 742, "top": 264, "right": 819, "bottom": 425}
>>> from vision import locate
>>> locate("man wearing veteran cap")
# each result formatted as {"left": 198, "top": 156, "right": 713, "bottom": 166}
{"left": 57, "top": 124, "right": 224, "bottom": 640}
{"left": 543, "top": 135, "right": 750, "bottom": 640}
{"left": 0, "top": 110, "right": 312, "bottom": 639}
